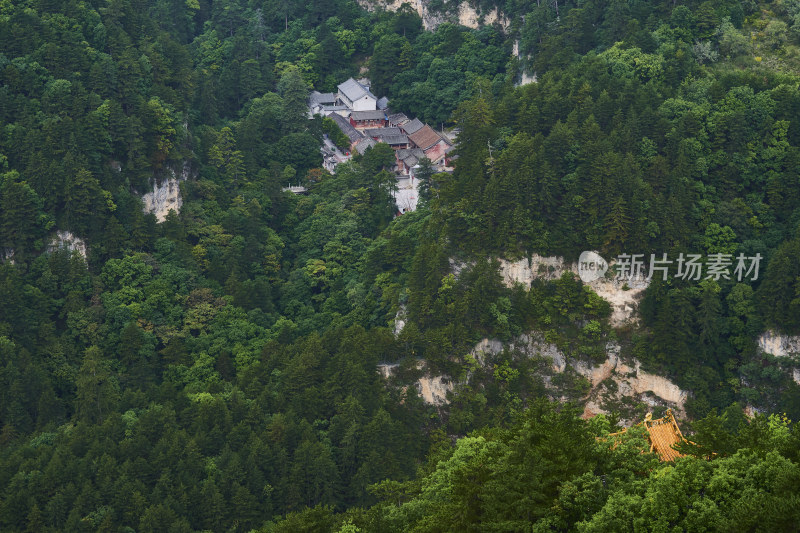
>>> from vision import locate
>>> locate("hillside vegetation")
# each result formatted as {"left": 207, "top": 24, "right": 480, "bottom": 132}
{"left": 1, "top": 0, "right": 800, "bottom": 531}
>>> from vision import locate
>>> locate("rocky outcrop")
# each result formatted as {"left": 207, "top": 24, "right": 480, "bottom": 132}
{"left": 512, "top": 40, "right": 537, "bottom": 86}
{"left": 499, "top": 254, "right": 570, "bottom": 284}
{"left": 470, "top": 334, "right": 687, "bottom": 421}
{"left": 377, "top": 361, "right": 454, "bottom": 406}
{"left": 393, "top": 306, "right": 407, "bottom": 336}
{"left": 758, "top": 331, "right": 800, "bottom": 357}
{"left": 379, "top": 328, "right": 686, "bottom": 413}
{"left": 758, "top": 330, "right": 800, "bottom": 385}
{"left": 417, "top": 375, "right": 453, "bottom": 405}
{"left": 48, "top": 230, "right": 87, "bottom": 259}
{"left": 357, "top": 0, "right": 508, "bottom": 30}
{"left": 471, "top": 334, "right": 564, "bottom": 371}
{"left": 457, "top": 3, "right": 509, "bottom": 30}
{"left": 498, "top": 256, "right": 649, "bottom": 327}
{"left": 378, "top": 363, "right": 399, "bottom": 379}
{"left": 2, "top": 231, "right": 86, "bottom": 263}
{"left": 573, "top": 343, "right": 687, "bottom": 419}
{"left": 141, "top": 162, "right": 192, "bottom": 222}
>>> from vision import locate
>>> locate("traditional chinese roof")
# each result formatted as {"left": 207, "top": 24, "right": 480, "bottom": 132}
{"left": 320, "top": 105, "right": 349, "bottom": 115}
{"left": 377, "top": 96, "right": 390, "bottom": 110}
{"left": 644, "top": 410, "right": 685, "bottom": 462}
{"left": 381, "top": 134, "right": 409, "bottom": 145}
{"left": 354, "top": 137, "right": 377, "bottom": 155}
{"left": 397, "top": 147, "right": 425, "bottom": 167}
{"left": 309, "top": 91, "right": 336, "bottom": 105}
{"left": 401, "top": 118, "right": 424, "bottom": 134}
{"left": 363, "top": 127, "right": 402, "bottom": 138}
{"left": 388, "top": 113, "right": 409, "bottom": 126}
{"left": 329, "top": 113, "right": 363, "bottom": 142}
{"left": 408, "top": 125, "right": 445, "bottom": 151}
{"left": 350, "top": 110, "right": 386, "bottom": 121}
{"left": 604, "top": 410, "right": 686, "bottom": 462}
{"left": 338, "top": 78, "right": 376, "bottom": 102}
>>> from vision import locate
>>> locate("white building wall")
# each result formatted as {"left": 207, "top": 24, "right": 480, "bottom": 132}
{"left": 352, "top": 95, "right": 377, "bottom": 111}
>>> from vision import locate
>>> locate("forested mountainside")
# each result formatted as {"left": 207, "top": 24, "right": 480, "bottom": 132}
{"left": 2, "top": 0, "right": 800, "bottom": 531}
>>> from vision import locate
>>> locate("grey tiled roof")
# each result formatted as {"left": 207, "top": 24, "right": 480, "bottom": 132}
{"left": 309, "top": 91, "right": 336, "bottom": 104}
{"left": 320, "top": 105, "right": 349, "bottom": 113}
{"left": 350, "top": 110, "right": 386, "bottom": 121}
{"left": 397, "top": 147, "right": 425, "bottom": 167}
{"left": 397, "top": 148, "right": 425, "bottom": 159}
{"left": 330, "top": 113, "right": 363, "bottom": 142}
{"left": 363, "top": 127, "right": 402, "bottom": 138}
{"left": 401, "top": 118, "right": 424, "bottom": 134}
{"left": 381, "top": 134, "right": 409, "bottom": 145}
{"left": 354, "top": 137, "right": 377, "bottom": 154}
{"left": 388, "top": 113, "right": 409, "bottom": 125}
{"left": 338, "top": 78, "right": 376, "bottom": 102}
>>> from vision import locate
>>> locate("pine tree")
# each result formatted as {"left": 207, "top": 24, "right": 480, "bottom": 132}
{"left": 209, "top": 127, "right": 245, "bottom": 187}
{"left": 65, "top": 169, "right": 107, "bottom": 235}
{"left": 75, "top": 346, "right": 119, "bottom": 424}
{"left": 602, "top": 197, "right": 631, "bottom": 255}
{"left": 416, "top": 157, "right": 435, "bottom": 204}
{"left": 0, "top": 173, "right": 50, "bottom": 258}
{"left": 277, "top": 66, "right": 309, "bottom": 133}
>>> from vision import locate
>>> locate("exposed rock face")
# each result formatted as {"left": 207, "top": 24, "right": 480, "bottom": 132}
{"left": 499, "top": 254, "right": 569, "bottom": 284}
{"left": 470, "top": 334, "right": 687, "bottom": 420}
{"left": 393, "top": 310, "right": 407, "bottom": 336}
{"left": 142, "top": 162, "right": 192, "bottom": 222}
{"left": 471, "top": 334, "right": 564, "bottom": 371}
{"left": 498, "top": 256, "right": 649, "bottom": 327}
{"left": 416, "top": 375, "right": 453, "bottom": 405}
{"left": 457, "top": 3, "right": 509, "bottom": 29}
{"left": 758, "top": 330, "right": 800, "bottom": 385}
{"left": 470, "top": 338, "right": 505, "bottom": 365}
{"left": 48, "top": 230, "right": 87, "bottom": 258}
{"left": 357, "top": 0, "right": 508, "bottom": 30}
{"left": 378, "top": 363, "right": 399, "bottom": 380}
{"left": 512, "top": 40, "right": 537, "bottom": 86}
{"left": 745, "top": 404, "right": 764, "bottom": 417}
{"left": 377, "top": 361, "right": 454, "bottom": 406}
{"left": 591, "top": 277, "right": 648, "bottom": 327}
{"left": 356, "top": 0, "right": 438, "bottom": 29}
{"left": 758, "top": 331, "right": 800, "bottom": 357}
{"left": 573, "top": 343, "right": 687, "bottom": 419}
{"left": 379, "top": 329, "right": 686, "bottom": 412}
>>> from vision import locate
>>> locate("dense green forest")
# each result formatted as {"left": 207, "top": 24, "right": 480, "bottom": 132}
{"left": 2, "top": 0, "right": 800, "bottom": 530}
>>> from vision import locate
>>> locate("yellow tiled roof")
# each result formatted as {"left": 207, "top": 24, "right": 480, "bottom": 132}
{"left": 601, "top": 409, "right": 686, "bottom": 462}
{"left": 643, "top": 410, "right": 685, "bottom": 462}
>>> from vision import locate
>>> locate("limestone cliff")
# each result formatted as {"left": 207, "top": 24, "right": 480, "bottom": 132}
{"left": 378, "top": 361, "right": 454, "bottom": 406}
{"left": 141, "top": 162, "right": 193, "bottom": 222}
{"left": 470, "top": 334, "right": 687, "bottom": 423}
{"left": 379, "top": 330, "right": 687, "bottom": 417}
{"left": 758, "top": 330, "right": 800, "bottom": 357}
{"left": 357, "top": 0, "right": 509, "bottom": 30}
{"left": 497, "top": 255, "right": 649, "bottom": 327}
{"left": 758, "top": 330, "right": 800, "bottom": 384}
{"left": 48, "top": 230, "right": 87, "bottom": 259}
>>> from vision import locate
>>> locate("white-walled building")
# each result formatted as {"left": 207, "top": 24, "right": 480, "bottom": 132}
{"left": 337, "top": 78, "right": 377, "bottom": 111}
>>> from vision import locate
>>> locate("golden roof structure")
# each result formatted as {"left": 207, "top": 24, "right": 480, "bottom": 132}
{"left": 603, "top": 409, "right": 686, "bottom": 462}
{"left": 643, "top": 410, "right": 685, "bottom": 462}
